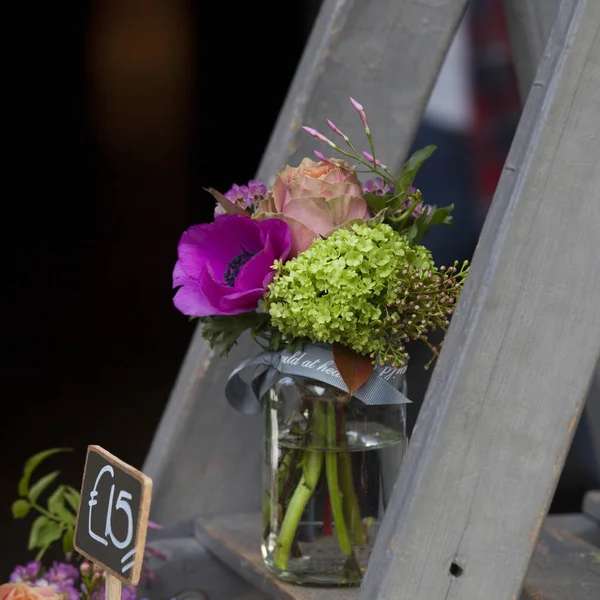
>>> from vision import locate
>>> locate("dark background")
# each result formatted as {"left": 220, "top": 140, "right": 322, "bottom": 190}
{"left": 2, "top": 0, "right": 596, "bottom": 582}
{"left": 2, "top": 0, "right": 320, "bottom": 577}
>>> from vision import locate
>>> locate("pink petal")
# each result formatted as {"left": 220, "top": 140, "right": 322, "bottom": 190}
{"left": 323, "top": 163, "right": 360, "bottom": 185}
{"left": 327, "top": 195, "right": 371, "bottom": 225}
{"left": 283, "top": 217, "right": 320, "bottom": 255}
{"left": 321, "top": 181, "right": 364, "bottom": 199}
{"left": 282, "top": 197, "right": 334, "bottom": 236}
{"left": 271, "top": 177, "right": 289, "bottom": 212}
{"left": 287, "top": 177, "right": 328, "bottom": 198}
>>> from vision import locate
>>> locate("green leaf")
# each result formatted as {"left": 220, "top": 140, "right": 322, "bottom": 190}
{"left": 12, "top": 499, "right": 31, "bottom": 519}
{"left": 18, "top": 447, "right": 72, "bottom": 497}
{"left": 427, "top": 204, "right": 454, "bottom": 227}
{"left": 29, "top": 471, "right": 60, "bottom": 503}
{"left": 332, "top": 343, "right": 374, "bottom": 397}
{"left": 411, "top": 205, "right": 454, "bottom": 245}
{"left": 398, "top": 145, "right": 437, "bottom": 191}
{"left": 199, "top": 312, "right": 272, "bottom": 356}
{"left": 47, "top": 486, "right": 76, "bottom": 525}
{"left": 62, "top": 529, "right": 75, "bottom": 554}
{"left": 28, "top": 515, "right": 63, "bottom": 550}
{"left": 64, "top": 486, "right": 81, "bottom": 512}
{"left": 405, "top": 222, "right": 419, "bottom": 241}
{"left": 364, "top": 192, "right": 391, "bottom": 214}
{"left": 386, "top": 193, "right": 407, "bottom": 212}
{"left": 369, "top": 209, "right": 387, "bottom": 225}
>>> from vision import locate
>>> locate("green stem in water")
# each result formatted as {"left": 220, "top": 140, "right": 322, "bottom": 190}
{"left": 337, "top": 411, "right": 367, "bottom": 545}
{"left": 324, "top": 402, "right": 353, "bottom": 556}
{"left": 273, "top": 403, "right": 326, "bottom": 570}
{"left": 263, "top": 448, "right": 293, "bottom": 536}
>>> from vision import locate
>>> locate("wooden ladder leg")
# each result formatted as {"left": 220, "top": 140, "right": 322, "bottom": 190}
{"left": 503, "top": 0, "right": 562, "bottom": 98}
{"left": 360, "top": 1, "right": 600, "bottom": 599}
{"left": 506, "top": 0, "right": 600, "bottom": 511}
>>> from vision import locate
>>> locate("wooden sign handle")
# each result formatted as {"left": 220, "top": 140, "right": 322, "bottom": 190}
{"left": 105, "top": 573, "right": 121, "bottom": 600}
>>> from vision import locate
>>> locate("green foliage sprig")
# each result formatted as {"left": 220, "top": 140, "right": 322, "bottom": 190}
{"left": 11, "top": 448, "right": 80, "bottom": 560}
{"left": 362, "top": 146, "right": 454, "bottom": 245}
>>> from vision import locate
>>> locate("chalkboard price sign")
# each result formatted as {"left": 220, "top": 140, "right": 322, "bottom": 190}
{"left": 74, "top": 446, "right": 152, "bottom": 587}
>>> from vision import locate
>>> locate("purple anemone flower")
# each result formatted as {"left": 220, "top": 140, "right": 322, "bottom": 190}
{"left": 173, "top": 214, "right": 291, "bottom": 316}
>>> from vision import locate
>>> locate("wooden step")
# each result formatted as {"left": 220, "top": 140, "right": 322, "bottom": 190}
{"left": 195, "top": 514, "right": 356, "bottom": 600}
{"left": 547, "top": 514, "right": 600, "bottom": 548}
{"left": 583, "top": 491, "right": 600, "bottom": 524}
{"left": 135, "top": 535, "right": 267, "bottom": 600}
{"left": 195, "top": 513, "right": 599, "bottom": 600}
{"left": 521, "top": 521, "right": 600, "bottom": 600}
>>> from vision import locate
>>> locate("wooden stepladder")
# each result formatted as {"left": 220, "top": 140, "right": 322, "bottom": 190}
{"left": 142, "top": 1, "right": 600, "bottom": 599}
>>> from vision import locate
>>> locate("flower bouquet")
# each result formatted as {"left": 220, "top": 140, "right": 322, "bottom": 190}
{"left": 173, "top": 99, "right": 468, "bottom": 585}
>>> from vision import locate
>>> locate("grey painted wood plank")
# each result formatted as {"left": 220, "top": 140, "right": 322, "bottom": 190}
{"left": 503, "top": 0, "right": 562, "bottom": 99}
{"left": 195, "top": 513, "right": 600, "bottom": 600}
{"left": 143, "top": 332, "right": 265, "bottom": 525}
{"left": 259, "top": 0, "right": 470, "bottom": 181}
{"left": 194, "top": 514, "right": 358, "bottom": 600}
{"left": 144, "top": 0, "right": 470, "bottom": 526}
{"left": 583, "top": 491, "right": 600, "bottom": 525}
{"left": 359, "top": 2, "right": 600, "bottom": 600}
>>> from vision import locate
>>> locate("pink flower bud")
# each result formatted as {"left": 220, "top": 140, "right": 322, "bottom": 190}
{"left": 80, "top": 562, "right": 91, "bottom": 577}
{"left": 313, "top": 150, "right": 338, "bottom": 165}
{"left": 361, "top": 151, "right": 384, "bottom": 167}
{"left": 349, "top": 97, "right": 369, "bottom": 131}
{"left": 302, "top": 126, "right": 336, "bottom": 147}
{"left": 326, "top": 119, "right": 348, "bottom": 140}
{"left": 349, "top": 97, "right": 364, "bottom": 112}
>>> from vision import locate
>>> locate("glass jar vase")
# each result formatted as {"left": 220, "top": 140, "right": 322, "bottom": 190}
{"left": 261, "top": 372, "right": 407, "bottom": 586}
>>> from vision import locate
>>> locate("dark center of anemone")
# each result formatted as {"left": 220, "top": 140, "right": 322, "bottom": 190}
{"left": 224, "top": 250, "right": 256, "bottom": 286}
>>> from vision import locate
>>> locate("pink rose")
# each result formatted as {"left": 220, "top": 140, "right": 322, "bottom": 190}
{"left": 253, "top": 158, "right": 370, "bottom": 255}
{"left": 0, "top": 584, "right": 61, "bottom": 600}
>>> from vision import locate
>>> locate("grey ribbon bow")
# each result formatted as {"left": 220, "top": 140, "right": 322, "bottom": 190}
{"left": 226, "top": 344, "right": 410, "bottom": 414}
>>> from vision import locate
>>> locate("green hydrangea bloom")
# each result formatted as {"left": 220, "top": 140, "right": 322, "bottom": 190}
{"left": 265, "top": 223, "right": 433, "bottom": 356}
